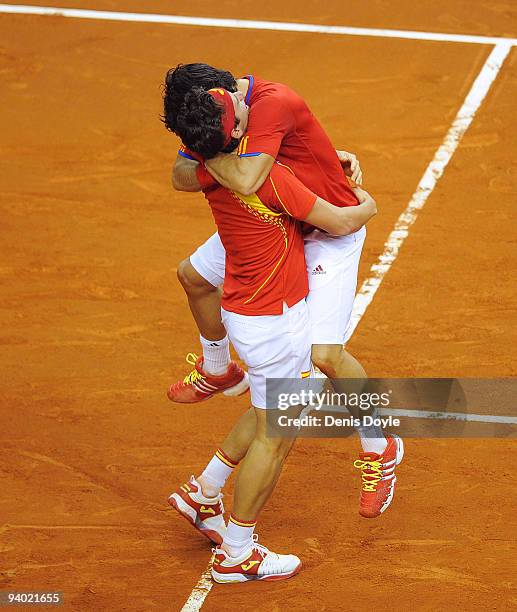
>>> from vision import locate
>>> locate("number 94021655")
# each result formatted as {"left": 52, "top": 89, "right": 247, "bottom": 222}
{"left": 0, "top": 592, "right": 62, "bottom": 606}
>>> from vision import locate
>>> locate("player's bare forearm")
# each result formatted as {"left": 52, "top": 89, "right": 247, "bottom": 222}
{"left": 205, "top": 152, "right": 274, "bottom": 196}
{"left": 343, "top": 187, "right": 377, "bottom": 232}
{"left": 172, "top": 156, "right": 202, "bottom": 192}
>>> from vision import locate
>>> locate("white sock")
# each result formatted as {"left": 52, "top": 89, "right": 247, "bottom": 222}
{"left": 199, "top": 334, "right": 231, "bottom": 375}
{"left": 357, "top": 422, "right": 388, "bottom": 455}
{"left": 223, "top": 515, "right": 256, "bottom": 557}
{"left": 198, "top": 448, "right": 238, "bottom": 497}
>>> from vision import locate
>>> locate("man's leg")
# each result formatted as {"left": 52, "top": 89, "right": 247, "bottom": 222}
{"left": 312, "top": 343, "right": 387, "bottom": 454}
{"left": 197, "top": 406, "right": 256, "bottom": 497}
{"left": 305, "top": 227, "right": 385, "bottom": 451}
{"left": 169, "top": 391, "right": 294, "bottom": 547}
{"left": 311, "top": 343, "right": 366, "bottom": 379}
{"left": 177, "top": 258, "right": 226, "bottom": 343}
{"left": 168, "top": 405, "right": 257, "bottom": 544}
{"left": 305, "top": 228, "right": 403, "bottom": 518}
{"left": 230, "top": 407, "right": 294, "bottom": 524}
{"left": 218, "top": 406, "right": 296, "bottom": 560}
{"left": 212, "top": 407, "right": 302, "bottom": 584}
{"left": 177, "top": 232, "right": 228, "bottom": 375}
{"left": 211, "top": 300, "right": 309, "bottom": 583}
{"left": 168, "top": 233, "right": 249, "bottom": 403}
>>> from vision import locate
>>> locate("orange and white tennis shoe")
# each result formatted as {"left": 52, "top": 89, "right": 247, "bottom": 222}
{"left": 211, "top": 536, "right": 302, "bottom": 584}
{"left": 354, "top": 434, "right": 404, "bottom": 518}
{"left": 167, "top": 353, "right": 249, "bottom": 403}
{"left": 168, "top": 476, "right": 226, "bottom": 544}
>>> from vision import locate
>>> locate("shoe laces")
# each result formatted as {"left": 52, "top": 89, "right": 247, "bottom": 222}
{"left": 251, "top": 534, "right": 280, "bottom": 570}
{"left": 251, "top": 535, "right": 285, "bottom": 574}
{"left": 353, "top": 457, "right": 384, "bottom": 492}
{"left": 251, "top": 533, "right": 269, "bottom": 559}
{"left": 182, "top": 352, "right": 205, "bottom": 385}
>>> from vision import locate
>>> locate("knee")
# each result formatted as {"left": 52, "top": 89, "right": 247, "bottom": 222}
{"left": 312, "top": 346, "right": 339, "bottom": 378}
{"left": 177, "top": 258, "right": 215, "bottom": 296}
{"left": 176, "top": 258, "right": 195, "bottom": 290}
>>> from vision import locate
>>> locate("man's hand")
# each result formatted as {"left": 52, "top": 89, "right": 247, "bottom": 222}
{"left": 352, "top": 185, "right": 375, "bottom": 207}
{"left": 336, "top": 150, "right": 363, "bottom": 185}
{"left": 305, "top": 186, "right": 376, "bottom": 236}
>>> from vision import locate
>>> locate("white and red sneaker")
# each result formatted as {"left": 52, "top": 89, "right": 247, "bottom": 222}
{"left": 168, "top": 476, "right": 226, "bottom": 544}
{"left": 211, "top": 536, "right": 302, "bottom": 584}
{"left": 353, "top": 434, "right": 404, "bottom": 518}
{"left": 167, "top": 353, "right": 249, "bottom": 404}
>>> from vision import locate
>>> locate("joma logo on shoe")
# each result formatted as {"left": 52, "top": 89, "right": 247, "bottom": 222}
{"left": 241, "top": 560, "right": 260, "bottom": 571}
{"left": 199, "top": 506, "right": 216, "bottom": 515}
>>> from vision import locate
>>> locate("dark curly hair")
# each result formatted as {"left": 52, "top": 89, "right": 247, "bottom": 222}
{"left": 162, "top": 63, "right": 237, "bottom": 134}
{"left": 176, "top": 87, "right": 240, "bottom": 159}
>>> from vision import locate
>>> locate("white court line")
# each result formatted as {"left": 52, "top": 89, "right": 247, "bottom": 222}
{"left": 346, "top": 42, "right": 512, "bottom": 339}
{"left": 381, "top": 408, "right": 517, "bottom": 424}
{"left": 180, "top": 563, "right": 213, "bottom": 612}
{"left": 1, "top": 4, "right": 517, "bottom": 46}
{"left": 323, "top": 406, "right": 517, "bottom": 425}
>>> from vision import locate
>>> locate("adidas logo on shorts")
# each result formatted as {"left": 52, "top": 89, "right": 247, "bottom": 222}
{"left": 312, "top": 264, "right": 326, "bottom": 275}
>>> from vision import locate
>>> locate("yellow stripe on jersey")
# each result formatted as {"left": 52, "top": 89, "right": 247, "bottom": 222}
{"left": 232, "top": 191, "right": 282, "bottom": 218}
{"left": 269, "top": 176, "right": 293, "bottom": 216}
{"left": 237, "top": 136, "right": 249, "bottom": 156}
{"left": 301, "top": 371, "right": 311, "bottom": 379}
{"left": 243, "top": 249, "right": 286, "bottom": 305}
{"left": 274, "top": 160, "right": 295, "bottom": 176}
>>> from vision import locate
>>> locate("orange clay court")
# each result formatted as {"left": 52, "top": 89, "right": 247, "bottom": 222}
{"left": 0, "top": 1, "right": 516, "bottom": 610}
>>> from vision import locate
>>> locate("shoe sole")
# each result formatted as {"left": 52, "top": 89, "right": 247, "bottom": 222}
{"left": 168, "top": 494, "right": 223, "bottom": 545}
{"left": 222, "top": 372, "right": 250, "bottom": 397}
{"left": 212, "top": 562, "right": 302, "bottom": 584}
{"left": 393, "top": 434, "right": 404, "bottom": 466}
{"left": 377, "top": 435, "right": 404, "bottom": 515}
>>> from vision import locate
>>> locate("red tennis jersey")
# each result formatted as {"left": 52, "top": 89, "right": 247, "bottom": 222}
{"left": 180, "top": 75, "right": 358, "bottom": 208}
{"left": 206, "top": 163, "right": 317, "bottom": 315}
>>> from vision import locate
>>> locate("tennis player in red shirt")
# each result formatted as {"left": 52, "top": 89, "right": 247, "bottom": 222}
{"left": 163, "top": 64, "right": 404, "bottom": 522}
{"left": 168, "top": 88, "right": 378, "bottom": 583}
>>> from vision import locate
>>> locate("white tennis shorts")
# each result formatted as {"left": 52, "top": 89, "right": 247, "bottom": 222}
{"left": 189, "top": 225, "right": 366, "bottom": 345}
{"left": 221, "top": 299, "right": 312, "bottom": 409}
{"left": 304, "top": 225, "right": 366, "bottom": 344}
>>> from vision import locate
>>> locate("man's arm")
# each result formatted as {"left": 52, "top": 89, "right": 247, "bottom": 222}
{"left": 172, "top": 155, "right": 203, "bottom": 192}
{"left": 204, "top": 152, "right": 275, "bottom": 196}
{"left": 204, "top": 147, "right": 363, "bottom": 196}
{"left": 305, "top": 187, "right": 377, "bottom": 235}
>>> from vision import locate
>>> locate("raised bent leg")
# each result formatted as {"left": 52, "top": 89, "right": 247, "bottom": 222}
{"left": 177, "top": 257, "right": 225, "bottom": 341}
